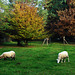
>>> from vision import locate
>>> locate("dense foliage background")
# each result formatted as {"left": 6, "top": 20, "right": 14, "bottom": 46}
{"left": 0, "top": 0, "right": 75, "bottom": 45}
{"left": 0, "top": 0, "right": 75, "bottom": 74}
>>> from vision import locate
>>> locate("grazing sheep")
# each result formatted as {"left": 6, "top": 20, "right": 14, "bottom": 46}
{"left": 56, "top": 51, "right": 69, "bottom": 63}
{"left": 0, "top": 51, "right": 15, "bottom": 60}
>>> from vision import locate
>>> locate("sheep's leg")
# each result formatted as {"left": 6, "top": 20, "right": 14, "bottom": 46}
{"left": 61, "top": 59, "right": 63, "bottom": 63}
{"left": 64, "top": 58, "right": 66, "bottom": 62}
{"left": 11, "top": 57, "right": 13, "bottom": 60}
{"left": 13, "top": 55, "right": 15, "bottom": 60}
{"left": 11, "top": 57, "right": 15, "bottom": 60}
{"left": 4, "top": 58, "right": 7, "bottom": 60}
{"left": 68, "top": 57, "right": 70, "bottom": 62}
{"left": 13, "top": 57, "right": 15, "bottom": 60}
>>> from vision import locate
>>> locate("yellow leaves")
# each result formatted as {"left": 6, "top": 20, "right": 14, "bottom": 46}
{"left": 9, "top": 2, "right": 46, "bottom": 40}
{"left": 9, "top": 35, "right": 12, "bottom": 38}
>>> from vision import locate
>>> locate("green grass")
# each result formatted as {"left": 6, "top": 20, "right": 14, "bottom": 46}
{"left": 0, "top": 41, "right": 75, "bottom": 75}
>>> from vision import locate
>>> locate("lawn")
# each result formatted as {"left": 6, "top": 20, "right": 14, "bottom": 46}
{"left": 0, "top": 41, "right": 75, "bottom": 75}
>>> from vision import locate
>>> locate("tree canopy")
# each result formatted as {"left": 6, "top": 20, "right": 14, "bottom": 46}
{"left": 7, "top": 2, "right": 46, "bottom": 45}
{"left": 0, "top": 0, "right": 10, "bottom": 43}
{"left": 52, "top": 0, "right": 75, "bottom": 43}
{"left": 54, "top": 0, "right": 75, "bottom": 36}
{"left": 0, "top": 0, "right": 75, "bottom": 44}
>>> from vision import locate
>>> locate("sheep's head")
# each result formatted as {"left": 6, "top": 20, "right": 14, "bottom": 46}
{"left": 56, "top": 59, "right": 60, "bottom": 63}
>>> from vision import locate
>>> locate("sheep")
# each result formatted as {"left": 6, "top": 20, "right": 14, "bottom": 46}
{"left": 56, "top": 51, "right": 69, "bottom": 63}
{"left": 0, "top": 51, "right": 15, "bottom": 60}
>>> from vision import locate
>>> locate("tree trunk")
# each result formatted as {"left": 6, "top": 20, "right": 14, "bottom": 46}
{"left": 63, "top": 36, "right": 68, "bottom": 44}
{"left": 24, "top": 40, "right": 28, "bottom": 46}
{"left": 42, "top": 38, "right": 49, "bottom": 45}
{"left": 17, "top": 40, "right": 22, "bottom": 46}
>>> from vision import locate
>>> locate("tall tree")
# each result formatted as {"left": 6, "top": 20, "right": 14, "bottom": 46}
{"left": 8, "top": 2, "right": 46, "bottom": 46}
{"left": 0, "top": 0, "right": 10, "bottom": 43}
{"left": 54, "top": 0, "right": 75, "bottom": 43}
{"left": 45, "top": 0, "right": 68, "bottom": 23}
{"left": 42, "top": 0, "right": 69, "bottom": 39}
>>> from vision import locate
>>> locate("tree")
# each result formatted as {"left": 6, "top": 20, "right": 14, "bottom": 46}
{"left": 0, "top": 0, "right": 10, "bottom": 43}
{"left": 41, "top": 0, "right": 69, "bottom": 40}
{"left": 45, "top": 0, "right": 68, "bottom": 24}
{"left": 8, "top": 2, "right": 46, "bottom": 46}
{"left": 54, "top": 0, "right": 75, "bottom": 44}
{"left": 36, "top": 0, "right": 48, "bottom": 25}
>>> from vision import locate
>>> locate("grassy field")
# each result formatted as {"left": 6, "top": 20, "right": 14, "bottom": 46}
{"left": 0, "top": 41, "right": 75, "bottom": 75}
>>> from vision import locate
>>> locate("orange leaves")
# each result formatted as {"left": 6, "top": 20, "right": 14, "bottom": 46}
{"left": 55, "top": 3, "right": 75, "bottom": 36}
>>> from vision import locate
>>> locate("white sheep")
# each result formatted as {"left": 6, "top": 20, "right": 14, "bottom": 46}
{"left": 56, "top": 51, "right": 69, "bottom": 63}
{"left": 0, "top": 51, "right": 15, "bottom": 60}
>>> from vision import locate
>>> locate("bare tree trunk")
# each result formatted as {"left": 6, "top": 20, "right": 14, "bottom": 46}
{"left": 63, "top": 36, "right": 68, "bottom": 44}
{"left": 42, "top": 38, "right": 46, "bottom": 45}
{"left": 42, "top": 38, "right": 49, "bottom": 45}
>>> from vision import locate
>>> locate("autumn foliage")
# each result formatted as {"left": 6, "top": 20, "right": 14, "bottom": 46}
{"left": 8, "top": 2, "right": 46, "bottom": 45}
{"left": 54, "top": 0, "right": 75, "bottom": 37}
